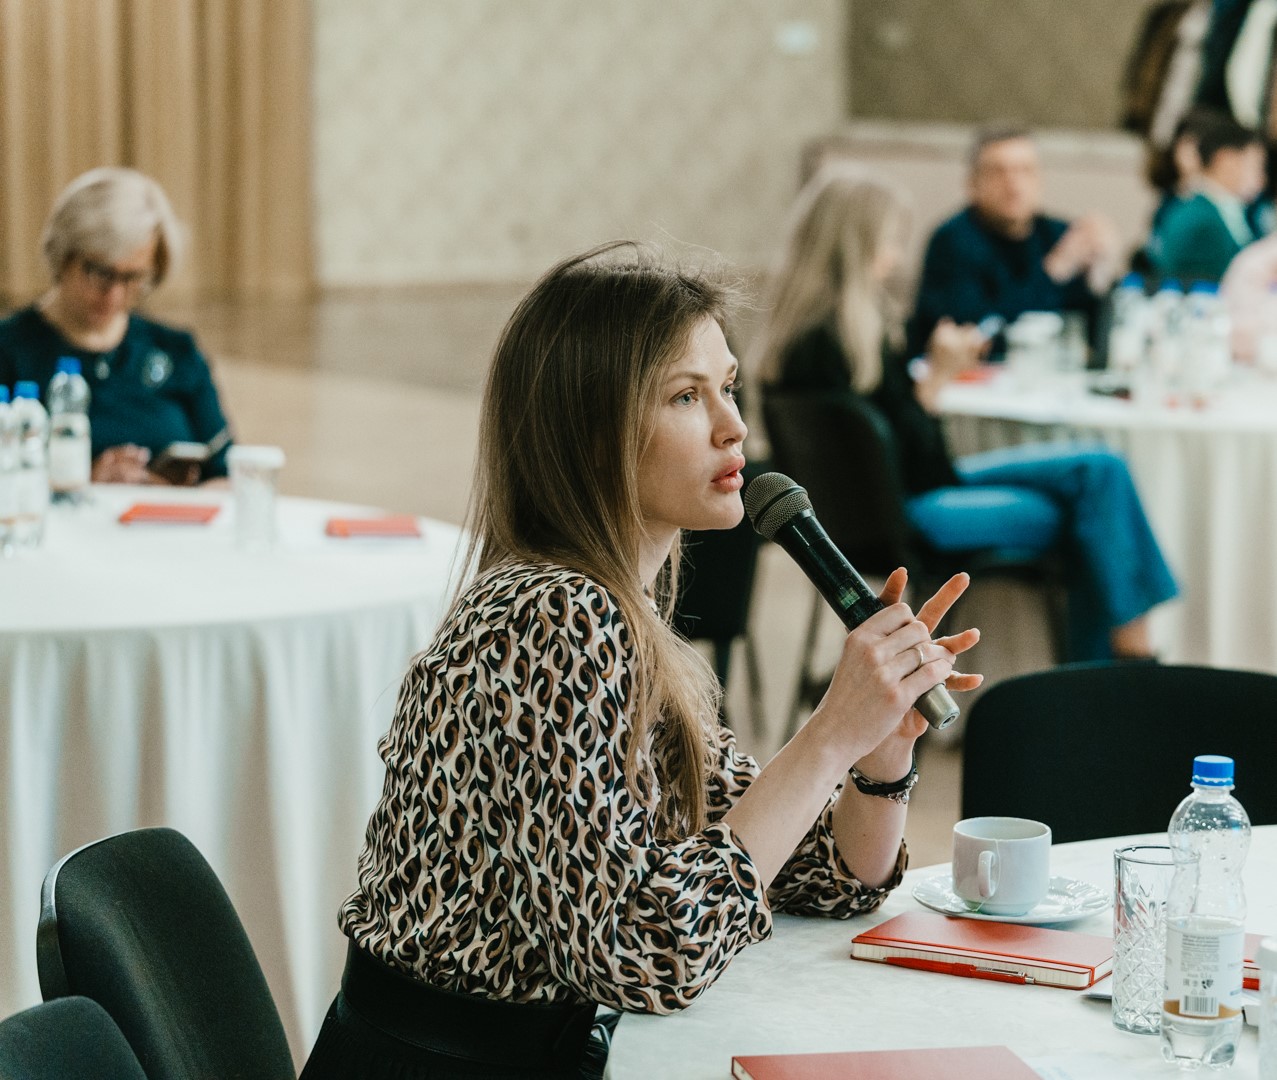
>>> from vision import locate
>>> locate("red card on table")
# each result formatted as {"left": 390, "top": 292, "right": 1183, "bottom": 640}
{"left": 118, "top": 502, "right": 221, "bottom": 525}
{"left": 954, "top": 364, "right": 999, "bottom": 383}
{"left": 325, "top": 515, "right": 422, "bottom": 538}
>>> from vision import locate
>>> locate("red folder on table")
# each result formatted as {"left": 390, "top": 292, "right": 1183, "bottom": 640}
{"left": 325, "top": 515, "right": 422, "bottom": 538}
{"left": 850, "top": 912, "right": 1112, "bottom": 990}
{"left": 118, "top": 502, "right": 221, "bottom": 525}
{"left": 731, "top": 1044, "right": 1039, "bottom": 1079}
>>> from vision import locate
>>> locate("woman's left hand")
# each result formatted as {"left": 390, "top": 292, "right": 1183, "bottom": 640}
{"left": 854, "top": 568, "right": 982, "bottom": 772}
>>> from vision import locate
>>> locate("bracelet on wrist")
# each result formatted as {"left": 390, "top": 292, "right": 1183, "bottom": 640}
{"left": 848, "top": 751, "right": 918, "bottom": 805}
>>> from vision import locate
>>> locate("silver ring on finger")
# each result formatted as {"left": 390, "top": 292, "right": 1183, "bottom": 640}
{"left": 912, "top": 644, "right": 926, "bottom": 673}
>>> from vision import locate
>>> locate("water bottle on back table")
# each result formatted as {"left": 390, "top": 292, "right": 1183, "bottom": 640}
{"left": 1161, "top": 755, "right": 1250, "bottom": 1069}
{"left": 11, "top": 381, "right": 49, "bottom": 549}
{"left": 0, "top": 386, "right": 17, "bottom": 556}
{"left": 47, "top": 357, "right": 92, "bottom": 502}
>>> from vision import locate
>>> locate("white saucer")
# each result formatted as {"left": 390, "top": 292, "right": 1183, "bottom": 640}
{"left": 911, "top": 872, "right": 1109, "bottom": 925}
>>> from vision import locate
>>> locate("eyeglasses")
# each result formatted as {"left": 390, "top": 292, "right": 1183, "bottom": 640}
{"left": 79, "top": 256, "right": 154, "bottom": 295}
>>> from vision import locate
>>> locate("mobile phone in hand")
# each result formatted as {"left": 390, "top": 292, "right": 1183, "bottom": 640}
{"left": 149, "top": 441, "right": 209, "bottom": 486}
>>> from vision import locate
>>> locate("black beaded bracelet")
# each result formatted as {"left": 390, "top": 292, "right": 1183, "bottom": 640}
{"left": 848, "top": 752, "right": 918, "bottom": 805}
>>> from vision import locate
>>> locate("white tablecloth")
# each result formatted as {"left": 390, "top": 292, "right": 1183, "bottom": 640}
{"left": 607, "top": 827, "right": 1277, "bottom": 1078}
{"left": 0, "top": 485, "right": 462, "bottom": 1063}
{"left": 939, "top": 370, "right": 1277, "bottom": 673}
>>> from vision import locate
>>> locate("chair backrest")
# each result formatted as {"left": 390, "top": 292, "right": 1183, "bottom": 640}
{"left": 0, "top": 997, "right": 147, "bottom": 1080}
{"left": 37, "top": 827, "right": 295, "bottom": 1080}
{"left": 673, "top": 459, "right": 767, "bottom": 645}
{"left": 762, "top": 386, "right": 913, "bottom": 576}
{"left": 963, "top": 663, "right": 1277, "bottom": 844}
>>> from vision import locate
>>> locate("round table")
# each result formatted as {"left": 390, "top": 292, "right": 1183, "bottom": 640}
{"left": 607, "top": 827, "right": 1276, "bottom": 1078}
{"left": 0, "top": 485, "right": 462, "bottom": 1063}
{"left": 939, "top": 368, "right": 1277, "bottom": 674}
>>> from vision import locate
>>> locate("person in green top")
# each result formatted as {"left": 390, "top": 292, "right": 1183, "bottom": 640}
{"left": 1149, "top": 115, "right": 1268, "bottom": 284}
{"left": 0, "top": 167, "right": 232, "bottom": 484}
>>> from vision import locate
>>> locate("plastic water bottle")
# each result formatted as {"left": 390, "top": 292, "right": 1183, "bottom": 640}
{"left": 1161, "top": 755, "right": 1250, "bottom": 1069}
{"left": 1106, "top": 272, "right": 1148, "bottom": 376}
{"left": 0, "top": 386, "right": 17, "bottom": 557}
{"left": 1138, "top": 281, "right": 1185, "bottom": 406}
{"left": 11, "top": 381, "right": 49, "bottom": 549}
{"left": 1180, "top": 283, "right": 1232, "bottom": 407}
{"left": 47, "top": 356, "right": 91, "bottom": 501}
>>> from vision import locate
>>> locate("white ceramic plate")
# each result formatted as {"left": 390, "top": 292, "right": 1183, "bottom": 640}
{"left": 911, "top": 872, "right": 1109, "bottom": 925}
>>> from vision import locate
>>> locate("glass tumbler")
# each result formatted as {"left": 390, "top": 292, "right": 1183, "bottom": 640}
{"left": 227, "top": 445, "right": 285, "bottom": 549}
{"left": 1113, "top": 844, "right": 1177, "bottom": 1035}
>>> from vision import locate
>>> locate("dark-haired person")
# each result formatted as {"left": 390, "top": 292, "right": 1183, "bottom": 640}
{"left": 0, "top": 167, "right": 232, "bottom": 485}
{"left": 1150, "top": 116, "right": 1268, "bottom": 283}
{"left": 300, "top": 243, "right": 984, "bottom": 1080}
{"left": 908, "top": 126, "right": 1122, "bottom": 355}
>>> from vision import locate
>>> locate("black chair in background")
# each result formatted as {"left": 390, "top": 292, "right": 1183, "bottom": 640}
{"left": 762, "top": 386, "right": 1065, "bottom": 736}
{"left": 0, "top": 997, "right": 147, "bottom": 1080}
{"left": 963, "top": 662, "right": 1277, "bottom": 844}
{"left": 38, "top": 827, "right": 296, "bottom": 1080}
{"left": 674, "top": 459, "right": 767, "bottom": 739}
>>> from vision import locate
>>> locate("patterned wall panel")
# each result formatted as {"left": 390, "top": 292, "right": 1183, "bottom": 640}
{"left": 850, "top": 0, "right": 1158, "bottom": 130}
{"left": 313, "top": 1, "right": 845, "bottom": 285}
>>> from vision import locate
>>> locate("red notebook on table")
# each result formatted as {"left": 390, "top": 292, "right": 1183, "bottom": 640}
{"left": 850, "top": 911, "right": 1112, "bottom": 989}
{"left": 118, "top": 502, "right": 221, "bottom": 525}
{"left": 731, "top": 1044, "right": 1039, "bottom": 1079}
{"left": 325, "top": 515, "right": 421, "bottom": 538}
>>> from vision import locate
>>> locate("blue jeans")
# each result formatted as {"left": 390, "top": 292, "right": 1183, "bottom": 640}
{"left": 905, "top": 443, "right": 1179, "bottom": 661}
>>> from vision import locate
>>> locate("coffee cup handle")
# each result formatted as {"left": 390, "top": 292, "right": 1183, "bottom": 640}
{"left": 977, "top": 849, "right": 997, "bottom": 899}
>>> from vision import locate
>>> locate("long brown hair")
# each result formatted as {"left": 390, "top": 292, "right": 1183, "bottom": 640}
{"left": 462, "top": 241, "right": 732, "bottom": 838}
{"left": 751, "top": 164, "right": 910, "bottom": 392}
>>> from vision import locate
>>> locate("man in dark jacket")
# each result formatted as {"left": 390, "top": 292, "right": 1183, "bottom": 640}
{"left": 908, "top": 127, "right": 1121, "bottom": 355}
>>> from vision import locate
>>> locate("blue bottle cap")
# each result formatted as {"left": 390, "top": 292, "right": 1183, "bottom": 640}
{"left": 14, "top": 381, "right": 39, "bottom": 399}
{"left": 56, "top": 356, "right": 82, "bottom": 376}
{"left": 1188, "top": 281, "right": 1219, "bottom": 295}
{"left": 0, "top": 386, "right": 8, "bottom": 404}
{"left": 1120, "top": 273, "right": 1145, "bottom": 290}
{"left": 1191, "top": 754, "right": 1234, "bottom": 786}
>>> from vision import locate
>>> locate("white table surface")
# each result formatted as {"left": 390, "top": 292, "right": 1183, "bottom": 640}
{"left": 607, "top": 827, "right": 1277, "bottom": 1079}
{"left": 939, "top": 368, "right": 1277, "bottom": 674}
{"left": 0, "top": 485, "right": 463, "bottom": 1063}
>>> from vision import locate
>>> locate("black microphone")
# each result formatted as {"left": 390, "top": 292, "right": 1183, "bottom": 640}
{"left": 744, "top": 471, "right": 959, "bottom": 731}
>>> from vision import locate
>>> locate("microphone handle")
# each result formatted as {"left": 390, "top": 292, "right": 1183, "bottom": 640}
{"left": 778, "top": 513, "right": 960, "bottom": 731}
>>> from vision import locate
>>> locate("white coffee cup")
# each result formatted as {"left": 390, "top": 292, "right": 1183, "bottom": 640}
{"left": 952, "top": 816, "right": 1051, "bottom": 916}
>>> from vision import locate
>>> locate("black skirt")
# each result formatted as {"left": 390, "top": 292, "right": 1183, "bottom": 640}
{"left": 299, "top": 943, "right": 608, "bottom": 1080}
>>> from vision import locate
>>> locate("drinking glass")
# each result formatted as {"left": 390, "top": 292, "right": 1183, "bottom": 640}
{"left": 1112, "top": 844, "right": 1178, "bottom": 1034}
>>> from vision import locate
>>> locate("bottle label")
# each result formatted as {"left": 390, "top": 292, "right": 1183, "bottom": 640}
{"left": 15, "top": 467, "right": 49, "bottom": 518}
{"left": 1164, "top": 922, "right": 1245, "bottom": 1019}
{"left": 49, "top": 435, "right": 91, "bottom": 491}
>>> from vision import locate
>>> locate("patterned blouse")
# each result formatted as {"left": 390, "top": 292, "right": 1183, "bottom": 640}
{"left": 340, "top": 561, "right": 905, "bottom": 1015}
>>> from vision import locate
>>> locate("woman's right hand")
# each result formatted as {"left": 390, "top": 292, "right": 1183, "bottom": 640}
{"left": 811, "top": 594, "right": 955, "bottom": 768}
{"left": 91, "top": 445, "right": 154, "bottom": 484}
{"left": 925, "top": 318, "right": 984, "bottom": 379}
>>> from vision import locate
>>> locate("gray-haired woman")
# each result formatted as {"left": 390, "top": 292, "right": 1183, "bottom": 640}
{"left": 0, "top": 167, "right": 232, "bottom": 484}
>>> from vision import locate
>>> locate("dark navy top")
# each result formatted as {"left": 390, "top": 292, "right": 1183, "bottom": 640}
{"left": 0, "top": 306, "right": 231, "bottom": 478}
{"left": 908, "top": 207, "right": 1098, "bottom": 356}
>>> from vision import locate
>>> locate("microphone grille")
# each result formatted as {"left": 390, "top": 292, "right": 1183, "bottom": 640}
{"left": 743, "top": 471, "right": 811, "bottom": 541}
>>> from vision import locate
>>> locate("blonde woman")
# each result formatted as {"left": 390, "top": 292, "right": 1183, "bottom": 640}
{"left": 0, "top": 167, "right": 231, "bottom": 484}
{"left": 302, "top": 243, "right": 982, "bottom": 1080}
{"left": 752, "top": 165, "right": 1178, "bottom": 661}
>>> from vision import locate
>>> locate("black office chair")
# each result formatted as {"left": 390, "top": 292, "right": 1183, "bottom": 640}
{"left": 962, "top": 662, "right": 1277, "bottom": 843}
{"left": 0, "top": 997, "right": 147, "bottom": 1080}
{"left": 762, "top": 386, "right": 1065, "bottom": 735}
{"left": 673, "top": 459, "right": 768, "bottom": 739}
{"left": 38, "top": 827, "right": 296, "bottom": 1080}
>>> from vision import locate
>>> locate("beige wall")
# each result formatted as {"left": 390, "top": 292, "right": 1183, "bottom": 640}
{"left": 313, "top": 0, "right": 847, "bottom": 285}
{"left": 850, "top": 0, "right": 1158, "bottom": 130}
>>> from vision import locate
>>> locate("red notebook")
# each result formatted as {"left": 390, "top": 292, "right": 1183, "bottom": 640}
{"left": 325, "top": 515, "right": 422, "bottom": 538}
{"left": 850, "top": 911, "right": 1112, "bottom": 990}
{"left": 118, "top": 502, "right": 221, "bottom": 525}
{"left": 731, "top": 1045, "right": 1039, "bottom": 1079}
